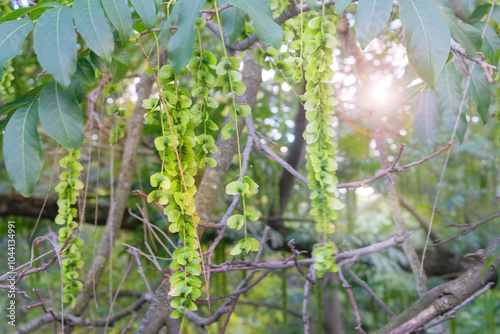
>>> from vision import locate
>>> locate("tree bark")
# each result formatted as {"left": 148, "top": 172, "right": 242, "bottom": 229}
{"left": 70, "top": 72, "right": 154, "bottom": 316}
{"left": 375, "top": 236, "right": 500, "bottom": 334}
{"left": 322, "top": 272, "right": 346, "bottom": 334}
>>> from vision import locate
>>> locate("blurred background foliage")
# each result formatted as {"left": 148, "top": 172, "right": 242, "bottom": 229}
{"left": 1, "top": 0, "right": 500, "bottom": 333}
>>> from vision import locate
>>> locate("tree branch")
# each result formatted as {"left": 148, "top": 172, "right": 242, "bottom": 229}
{"left": 375, "top": 236, "right": 500, "bottom": 334}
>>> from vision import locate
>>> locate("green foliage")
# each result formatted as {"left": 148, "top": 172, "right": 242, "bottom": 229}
{"left": 0, "top": 3, "right": 55, "bottom": 23}
{"left": 0, "top": 19, "right": 34, "bottom": 78}
{"left": 168, "top": 0, "right": 207, "bottom": 75}
{"left": 335, "top": 0, "right": 351, "bottom": 16}
{"left": 225, "top": 0, "right": 283, "bottom": 49}
{"left": 398, "top": 0, "right": 450, "bottom": 89}
{"left": 2, "top": 99, "right": 44, "bottom": 197}
{"left": 219, "top": 0, "right": 246, "bottom": 43}
{"left": 73, "top": 0, "right": 114, "bottom": 62}
{"left": 466, "top": 60, "right": 491, "bottom": 124}
{"left": 413, "top": 88, "right": 440, "bottom": 151}
{"left": 435, "top": 63, "right": 467, "bottom": 143}
{"left": 355, "top": 0, "right": 393, "bottom": 49}
{"left": 477, "top": 22, "right": 500, "bottom": 63}
{"left": 2, "top": 0, "right": 500, "bottom": 329}
{"left": 430, "top": 0, "right": 482, "bottom": 57}
{"left": 74, "top": 58, "right": 96, "bottom": 86}
{"left": 101, "top": 0, "right": 133, "bottom": 45}
{"left": 130, "top": 0, "right": 157, "bottom": 30}
{"left": 33, "top": 6, "right": 77, "bottom": 88}
{"left": 38, "top": 82, "right": 84, "bottom": 149}
{"left": 459, "top": 0, "right": 478, "bottom": 16}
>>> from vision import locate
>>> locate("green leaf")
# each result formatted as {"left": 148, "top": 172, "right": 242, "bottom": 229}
{"left": 0, "top": 87, "right": 48, "bottom": 131}
{"left": 225, "top": 0, "right": 283, "bottom": 49}
{"left": 73, "top": 0, "right": 114, "bottom": 62}
{"left": 0, "top": 110, "right": 14, "bottom": 132}
{"left": 74, "top": 58, "right": 95, "bottom": 86}
{"left": 429, "top": 0, "right": 481, "bottom": 57}
{"left": 476, "top": 22, "right": 500, "bottom": 64}
{"left": 466, "top": 61, "right": 491, "bottom": 124}
{"left": 34, "top": 6, "right": 77, "bottom": 88}
{"left": 38, "top": 82, "right": 84, "bottom": 149}
{"left": 3, "top": 100, "right": 44, "bottom": 197}
{"left": 102, "top": 0, "right": 132, "bottom": 44}
{"left": 335, "top": 0, "right": 351, "bottom": 15}
{"left": 435, "top": 63, "right": 466, "bottom": 143}
{"left": 161, "top": 0, "right": 180, "bottom": 40}
{"left": 398, "top": 0, "right": 451, "bottom": 89}
{"left": 21, "top": 84, "right": 47, "bottom": 99}
{"left": 459, "top": 0, "right": 478, "bottom": 16}
{"left": 0, "top": 19, "right": 34, "bottom": 78}
{"left": 167, "top": 0, "right": 207, "bottom": 75}
{"left": 0, "top": 97, "right": 33, "bottom": 118}
{"left": 69, "top": 77, "right": 86, "bottom": 103}
{"left": 113, "top": 47, "right": 130, "bottom": 64}
{"left": 355, "top": 0, "right": 393, "bottom": 49}
{"left": 0, "top": 5, "right": 55, "bottom": 23}
{"left": 220, "top": 0, "right": 246, "bottom": 44}
{"left": 413, "top": 88, "right": 440, "bottom": 151}
{"left": 90, "top": 51, "right": 117, "bottom": 74}
{"left": 130, "top": 0, "right": 157, "bottom": 30}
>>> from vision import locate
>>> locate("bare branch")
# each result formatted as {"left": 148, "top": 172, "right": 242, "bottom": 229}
{"left": 432, "top": 212, "right": 500, "bottom": 246}
{"left": 338, "top": 267, "right": 366, "bottom": 334}
{"left": 344, "top": 266, "right": 396, "bottom": 318}
{"left": 16, "top": 294, "right": 150, "bottom": 333}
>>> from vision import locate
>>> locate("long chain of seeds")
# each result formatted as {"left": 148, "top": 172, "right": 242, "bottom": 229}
{"left": 54, "top": 149, "right": 85, "bottom": 307}
{"left": 214, "top": 1, "right": 262, "bottom": 256}
{"left": 302, "top": 5, "right": 343, "bottom": 277}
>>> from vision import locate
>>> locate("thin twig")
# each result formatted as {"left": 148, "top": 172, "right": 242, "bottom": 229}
{"left": 338, "top": 142, "right": 453, "bottom": 189}
{"left": 302, "top": 266, "right": 315, "bottom": 334}
{"left": 338, "top": 267, "right": 366, "bottom": 334}
{"left": 129, "top": 250, "right": 154, "bottom": 296}
{"left": 288, "top": 239, "right": 315, "bottom": 285}
{"left": 432, "top": 212, "right": 500, "bottom": 246}
{"left": 344, "top": 266, "right": 395, "bottom": 318}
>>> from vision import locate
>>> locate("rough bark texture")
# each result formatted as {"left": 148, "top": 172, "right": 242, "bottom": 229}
{"left": 71, "top": 73, "right": 154, "bottom": 316}
{"left": 375, "top": 236, "right": 500, "bottom": 334}
{"left": 135, "top": 282, "right": 179, "bottom": 334}
{"left": 322, "top": 272, "right": 346, "bottom": 334}
{"left": 195, "top": 53, "right": 262, "bottom": 226}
